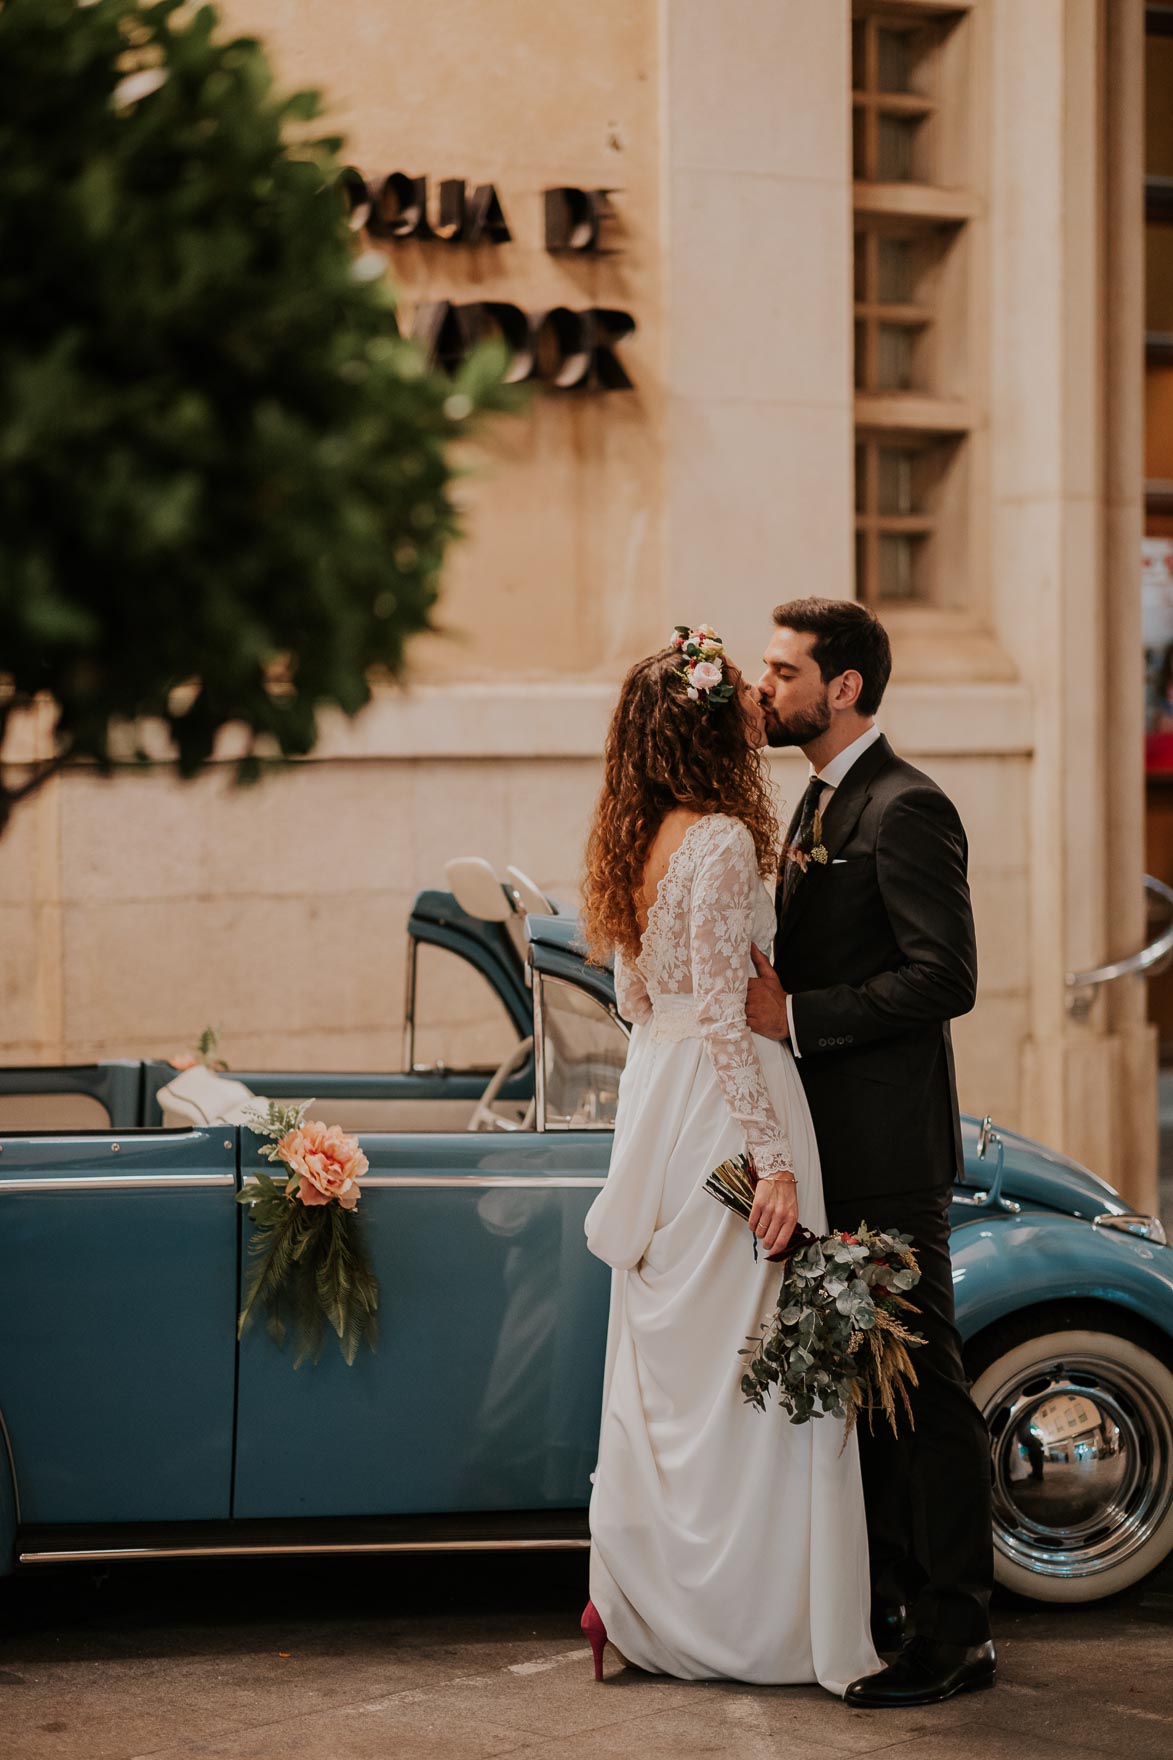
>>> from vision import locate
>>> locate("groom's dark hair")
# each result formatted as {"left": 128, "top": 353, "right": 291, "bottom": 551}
{"left": 772, "top": 598, "right": 892, "bottom": 716}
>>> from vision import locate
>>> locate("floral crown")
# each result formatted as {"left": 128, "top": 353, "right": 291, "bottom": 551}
{"left": 669, "top": 624, "right": 735, "bottom": 710}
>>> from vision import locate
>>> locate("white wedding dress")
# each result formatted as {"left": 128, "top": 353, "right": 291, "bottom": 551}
{"left": 584, "top": 814, "right": 879, "bottom": 1695}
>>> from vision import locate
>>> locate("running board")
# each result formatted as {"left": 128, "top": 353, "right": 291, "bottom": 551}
{"left": 17, "top": 1510, "right": 590, "bottom": 1566}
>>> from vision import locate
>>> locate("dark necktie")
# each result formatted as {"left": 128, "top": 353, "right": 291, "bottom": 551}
{"left": 779, "top": 774, "right": 825, "bottom": 914}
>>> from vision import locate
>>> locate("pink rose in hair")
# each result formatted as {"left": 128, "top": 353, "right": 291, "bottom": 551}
{"left": 276, "top": 1120, "right": 369, "bottom": 1210}
{"left": 691, "top": 660, "right": 723, "bottom": 691}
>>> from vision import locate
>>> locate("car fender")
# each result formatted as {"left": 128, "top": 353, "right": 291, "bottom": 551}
{"left": 951, "top": 1209, "right": 1173, "bottom": 1350}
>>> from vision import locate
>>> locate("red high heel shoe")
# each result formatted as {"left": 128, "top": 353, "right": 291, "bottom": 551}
{"left": 581, "top": 1600, "right": 612, "bottom": 1681}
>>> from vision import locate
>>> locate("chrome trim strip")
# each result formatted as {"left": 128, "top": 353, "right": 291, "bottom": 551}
{"left": 1094, "top": 1211, "right": 1169, "bottom": 1245}
{"left": 0, "top": 1174, "right": 235, "bottom": 1195}
{"left": 357, "top": 1175, "right": 605, "bottom": 1189}
{"left": 402, "top": 931, "right": 418, "bottom": 1075}
{"left": 5, "top": 1174, "right": 606, "bottom": 1193}
{"left": 0, "top": 1404, "right": 21, "bottom": 1526}
{"left": 533, "top": 956, "right": 548, "bottom": 1132}
{"left": 19, "top": 1537, "right": 590, "bottom": 1564}
{"left": 532, "top": 1123, "right": 615, "bottom": 1135}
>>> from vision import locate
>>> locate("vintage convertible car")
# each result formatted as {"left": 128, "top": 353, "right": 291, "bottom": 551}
{"left": 2, "top": 859, "right": 1172, "bottom": 1607}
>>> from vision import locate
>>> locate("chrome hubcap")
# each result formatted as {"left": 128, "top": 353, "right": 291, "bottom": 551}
{"left": 981, "top": 1351, "right": 1173, "bottom": 1579}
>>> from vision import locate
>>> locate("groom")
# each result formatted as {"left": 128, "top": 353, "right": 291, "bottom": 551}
{"left": 745, "top": 597, "right": 995, "bottom": 1708}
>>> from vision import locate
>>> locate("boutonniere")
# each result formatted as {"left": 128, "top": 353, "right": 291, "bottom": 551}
{"left": 785, "top": 809, "right": 829, "bottom": 872}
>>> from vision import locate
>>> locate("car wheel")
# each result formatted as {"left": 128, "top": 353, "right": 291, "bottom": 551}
{"left": 967, "top": 1316, "right": 1173, "bottom": 1602}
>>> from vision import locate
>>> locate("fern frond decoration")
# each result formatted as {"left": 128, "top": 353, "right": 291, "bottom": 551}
{"left": 236, "top": 1103, "right": 378, "bottom": 1369}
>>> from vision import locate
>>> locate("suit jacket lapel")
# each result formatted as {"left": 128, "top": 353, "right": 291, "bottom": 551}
{"left": 776, "top": 734, "right": 894, "bottom": 947}
{"left": 774, "top": 792, "right": 807, "bottom": 919}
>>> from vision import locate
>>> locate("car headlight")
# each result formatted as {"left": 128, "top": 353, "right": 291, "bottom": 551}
{"left": 1093, "top": 1212, "right": 1168, "bottom": 1245}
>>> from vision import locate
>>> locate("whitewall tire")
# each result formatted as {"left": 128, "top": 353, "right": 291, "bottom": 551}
{"left": 968, "top": 1321, "right": 1173, "bottom": 1603}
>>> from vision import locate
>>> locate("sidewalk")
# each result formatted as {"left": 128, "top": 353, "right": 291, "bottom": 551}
{"left": 2, "top": 1550, "right": 1172, "bottom": 1760}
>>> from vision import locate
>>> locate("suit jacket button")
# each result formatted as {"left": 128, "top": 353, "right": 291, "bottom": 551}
{"left": 846, "top": 1036, "right": 854, "bottom": 1044}
{"left": 818, "top": 1037, "right": 827, "bottom": 1048}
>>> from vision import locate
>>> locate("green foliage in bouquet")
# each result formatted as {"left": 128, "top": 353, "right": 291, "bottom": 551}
{"left": 742, "top": 1223, "right": 925, "bottom": 1438}
{"left": 705, "top": 1155, "right": 925, "bottom": 1438}
{"left": 0, "top": 0, "right": 513, "bottom": 834}
{"left": 237, "top": 1101, "right": 378, "bottom": 1369}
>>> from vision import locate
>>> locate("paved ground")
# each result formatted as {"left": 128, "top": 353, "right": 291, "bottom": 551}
{"left": 3, "top": 1097, "right": 1171, "bottom": 1760}
{"left": 2, "top": 1548, "right": 1173, "bottom": 1760}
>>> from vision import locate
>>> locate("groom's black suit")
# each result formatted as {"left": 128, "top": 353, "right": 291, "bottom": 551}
{"left": 774, "top": 733, "right": 993, "bottom": 1647}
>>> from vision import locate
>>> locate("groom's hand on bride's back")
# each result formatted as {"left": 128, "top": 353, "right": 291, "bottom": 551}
{"left": 746, "top": 944, "right": 790, "bottom": 1041}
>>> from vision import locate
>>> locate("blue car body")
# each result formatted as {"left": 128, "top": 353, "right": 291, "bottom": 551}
{"left": 1, "top": 889, "right": 1170, "bottom": 1600}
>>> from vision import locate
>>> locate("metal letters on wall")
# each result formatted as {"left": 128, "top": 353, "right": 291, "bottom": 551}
{"left": 543, "top": 188, "right": 620, "bottom": 255}
{"left": 412, "top": 301, "right": 635, "bottom": 390}
{"left": 341, "top": 171, "right": 513, "bottom": 244}
{"left": 340, "top": 170, "right": 635, "bottom": 391}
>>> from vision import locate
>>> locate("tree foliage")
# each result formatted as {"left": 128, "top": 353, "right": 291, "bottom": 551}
{"left": 0, "top": 0, "right": 508, "bottom": 830}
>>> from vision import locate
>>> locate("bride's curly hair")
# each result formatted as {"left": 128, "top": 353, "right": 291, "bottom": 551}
{"left": 582, "top": 647, "right": 779, "bottom": 963}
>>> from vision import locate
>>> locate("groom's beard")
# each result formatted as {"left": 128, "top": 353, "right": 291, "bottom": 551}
{"left": 763, "top": 695, "right": 832, "bottom": 749}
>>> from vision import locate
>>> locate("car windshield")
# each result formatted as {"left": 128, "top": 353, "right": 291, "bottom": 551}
{"left": 537, "top": 975, "right": 628, "bottom": 1129}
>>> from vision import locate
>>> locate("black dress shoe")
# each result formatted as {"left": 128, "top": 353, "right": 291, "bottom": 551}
{"left": 845, "top": 1636, "right": 996, "bottom": 1707}
{"left": 869, "top": 1600, "right": 907, "bottom": 1654}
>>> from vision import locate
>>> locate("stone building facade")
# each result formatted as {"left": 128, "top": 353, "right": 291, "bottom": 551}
{"left": 1, "top": 1, "right": 1158, "bottom": 1205}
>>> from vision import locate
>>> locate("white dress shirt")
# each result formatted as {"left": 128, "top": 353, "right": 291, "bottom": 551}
{"left": 784, "top": 723, "right": 882, "bottom": 1056}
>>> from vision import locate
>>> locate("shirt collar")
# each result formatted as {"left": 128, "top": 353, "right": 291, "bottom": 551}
{"left": 812, "top": 723, "right": 881, "bottom": 791}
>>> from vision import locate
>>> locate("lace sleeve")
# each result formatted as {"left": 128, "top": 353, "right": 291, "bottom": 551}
{"left": 613, "top": 945, "right": 652, "bottom": 1026}
{"left": 689, "top": 819, "right": 793, "bottom": 1178}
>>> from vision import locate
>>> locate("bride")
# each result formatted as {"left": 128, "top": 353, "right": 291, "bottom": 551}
{"left": 578, "top": 627, "right": 879, "bottom": 1697}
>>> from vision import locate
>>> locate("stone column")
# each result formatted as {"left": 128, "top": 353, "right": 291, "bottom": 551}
{"left": 1103, "top": 0, "right": 1158, "bottom": 1208}
{"left": 991, "top": 0, "right": 1155, "bottom": 1206}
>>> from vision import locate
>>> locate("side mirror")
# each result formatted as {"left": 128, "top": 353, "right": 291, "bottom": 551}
{"left": 955, "top": 1115, "right": 1019, "bottom": 1214}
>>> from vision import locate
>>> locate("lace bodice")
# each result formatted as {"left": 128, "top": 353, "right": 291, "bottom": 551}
{"left": 614, "top": 815, "right": 792, "bottom": 1178}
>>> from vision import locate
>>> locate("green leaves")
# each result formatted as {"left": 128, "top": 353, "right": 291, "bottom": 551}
{"left": 0, "top": 0, "right": 509, "bottom": 833}
{"left": 237, "top": 1172, "right": 379, "bottom": 1368}
{"left": 739, "top": 1222, "right": 927, "bottom": 1438}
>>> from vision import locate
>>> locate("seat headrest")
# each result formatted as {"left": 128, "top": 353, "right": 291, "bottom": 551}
{"left": 506, "top": 866, "right": 555, "bottom": 916}
{"left": 444, "top": 857, "right": 512, "bottom": 923}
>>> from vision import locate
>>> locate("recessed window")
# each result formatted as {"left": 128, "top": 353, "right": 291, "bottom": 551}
{"left": 853, "top": 12, "right": 939, "bottom": 186}
{"left": 852, "top": 1, "right": 973, "bottom": 611}
{"left": 855, "top": 434, "right": 963, "bottom": 607}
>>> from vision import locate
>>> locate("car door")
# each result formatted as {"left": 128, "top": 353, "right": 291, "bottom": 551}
{"left": 0, "top": 1126, "right": 237, "bottom": 1526}
{"left": 231, "top": 1131, "right": 612, "bottom": 1520}
{"left": 230, "top": 955, "right": 625, "bottom": 1523}
{"left": 0, "top": 1060, "right": 146, "bottom": 1131}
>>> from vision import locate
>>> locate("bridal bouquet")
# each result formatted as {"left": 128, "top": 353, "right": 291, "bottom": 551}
{"left": 705, "top": 1154, "right": 925, "bottom": 1438}
{"left": 237, "top": 1101, "right": 379, "bottom": 1368}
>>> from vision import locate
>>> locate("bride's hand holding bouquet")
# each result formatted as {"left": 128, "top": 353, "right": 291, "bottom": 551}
{"left": 746, "top": 1161, "right": 802, "bottom": 1259}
